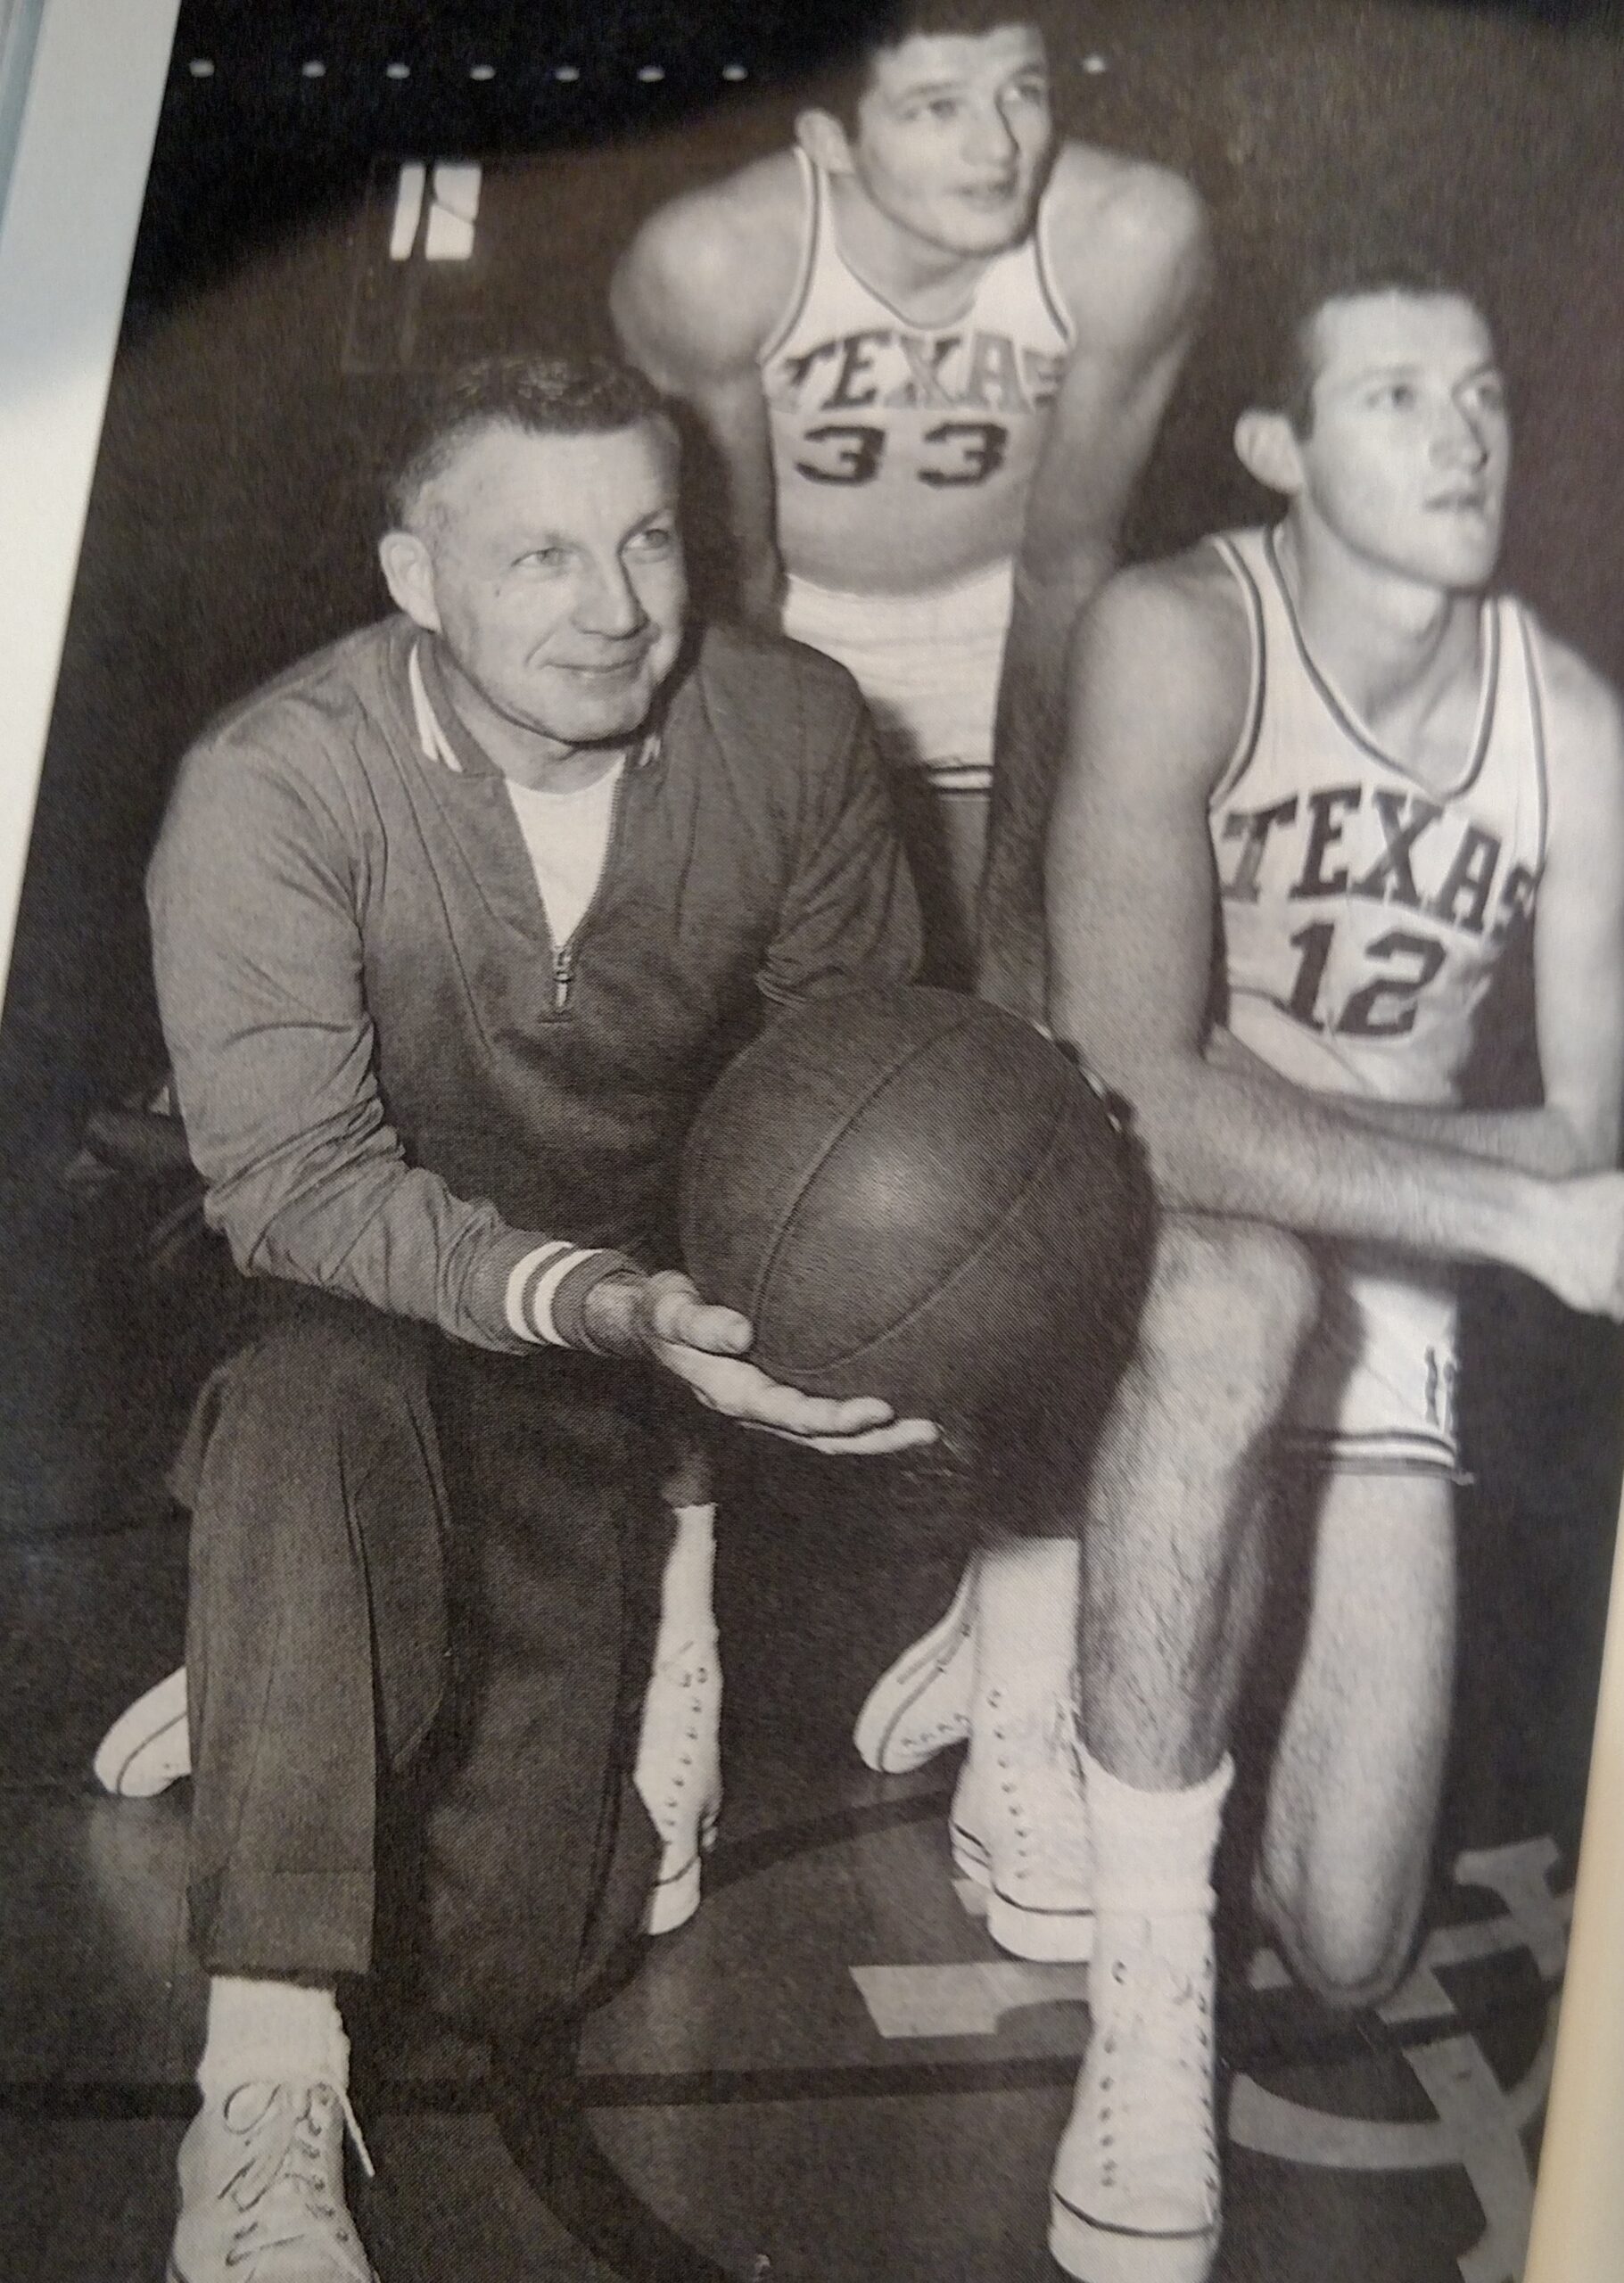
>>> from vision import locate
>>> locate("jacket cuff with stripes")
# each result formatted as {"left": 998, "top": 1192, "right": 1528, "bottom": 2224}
{"left": 505, "top": 1240, "right": 644, "bottom": 1352}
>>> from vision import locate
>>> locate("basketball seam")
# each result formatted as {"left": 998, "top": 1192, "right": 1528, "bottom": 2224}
{"left": 796, "top": 1087, "right": 1071, "bottom": 1373}
{"left": 744, "top": 1003, "right": 988, "bottom": 1332}
{"left": 768, "top": 1068, "right": 1088, "bottom": 1378}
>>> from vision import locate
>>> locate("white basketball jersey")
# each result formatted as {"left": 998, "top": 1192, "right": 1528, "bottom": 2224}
{"left": 1209, "top": 527, "right": 1547, "bottom": 1106}
{"left": 760, "top": 150, "right": 1075, "bottom": 595}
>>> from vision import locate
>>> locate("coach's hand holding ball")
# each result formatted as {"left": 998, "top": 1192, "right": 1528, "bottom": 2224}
{"left": 675, "top": 985, "right": 1153, "bottom": 1485}
{"left": 580, "top": 1264, "right": 939, "bottom": 1455}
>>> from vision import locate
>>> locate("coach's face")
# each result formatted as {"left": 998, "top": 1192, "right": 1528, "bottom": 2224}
{"left": 1266, "top": 292, "right": 1510, "bottom": 592}
{"left": 840, "top": 25, "right": 1053, "bottom": 258}
{"left": 384, "top": 417, "right": 687, "bottom": 754}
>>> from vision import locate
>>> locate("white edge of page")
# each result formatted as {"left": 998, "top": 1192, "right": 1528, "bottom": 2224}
{"left": 0, "top": 0, "right": 179, "bottom": 976}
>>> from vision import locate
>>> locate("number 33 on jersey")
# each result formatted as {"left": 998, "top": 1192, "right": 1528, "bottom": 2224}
{"left": 1210, "top": 529, "right": 1546, "bottom": 1097}
{"left": 761, "top": 149, "right": 1074, "bottom": 594}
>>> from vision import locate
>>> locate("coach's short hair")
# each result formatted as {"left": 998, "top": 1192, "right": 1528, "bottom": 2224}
{"left": 1259, "top": 247, "right": 1495, "bottom": 435}
{"left": 812, "top": 0, "right": 1042, "bottom": 132}
{"left": 385, "top": 353, "right": 673, "bottom": 530}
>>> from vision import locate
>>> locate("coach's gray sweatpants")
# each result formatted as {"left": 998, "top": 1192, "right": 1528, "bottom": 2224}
{"left": 171, "top": 1285, "right": 664, "bottom": 2039}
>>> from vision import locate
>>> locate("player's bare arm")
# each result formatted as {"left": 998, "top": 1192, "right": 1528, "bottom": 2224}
{"left": 977, "top": 152, "right": 1210, "bottom": 1016}
{"left": 611, "top": 157, "right": 802, "bottom": 625}
{"left": 1046, "top": 556, "right": 1624, "bottom": 1316}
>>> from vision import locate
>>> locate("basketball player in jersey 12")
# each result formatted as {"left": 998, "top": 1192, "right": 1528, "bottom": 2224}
{"left": 611, "top": 1, "right": 1207, "bottom": 1955}
{"left": 1033, "top": 262, "right": 1624, "bottom": 2282}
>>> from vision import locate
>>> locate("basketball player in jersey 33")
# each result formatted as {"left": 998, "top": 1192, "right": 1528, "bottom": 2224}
{"left": 611, "top": 3, "right": 1208, "bottom": 1955}
{"left": 1035, "top": 267, "right": 1624, "bottom": 2282}
{"left": 612, "top": 6, "right": 1205, "bottom": 985}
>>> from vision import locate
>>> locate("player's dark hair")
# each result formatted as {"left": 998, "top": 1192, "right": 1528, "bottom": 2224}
{"left": 1260, "top": 249, "right": 1495, "bottom": 435}
{"left": 811, "top": 0, "right": 1043, "bottom": 133}
{"left": 385, "top": 353, "right": 673, "bottom": 529}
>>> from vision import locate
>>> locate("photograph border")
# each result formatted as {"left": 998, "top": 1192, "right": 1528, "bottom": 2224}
{"left": 3, "top": 6, "right": 1622, "bottom": 2279}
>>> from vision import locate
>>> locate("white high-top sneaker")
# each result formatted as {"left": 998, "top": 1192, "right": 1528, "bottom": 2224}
{"left": 948, "top": 1692, "right": 1092, "bottom": 1962}
{"left": 851, "top": 1558, "right": 976, "bottom": 1774}
{"left": 1048, "top": 1908, "right": 1222, "bottom": 2283}
{"left": 95, "top": 1664, "right": 190, "bottom": 1796}
{"left": 635, "top": 1632, "right": 722, "bottom": 1935}
{"left": 169, "top": 2074, "right": 377, "bottom": 2283}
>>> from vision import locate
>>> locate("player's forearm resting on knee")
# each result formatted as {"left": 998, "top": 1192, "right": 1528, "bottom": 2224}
{"left": 1046, "top": 574, "right": 1624, "bottom": 1319}
{"left": 1206, "top": 1028, "right": 1619, "bottom": 1179}
{"left": 1056, "top": 909, "right": 1609, "bottom": 1309}
{"left": 1294, "top": 1092, "right": 1612, "bottom": 1178}
{"left": 1116, "top": 1029, "right": 1538, "bottom": 1263}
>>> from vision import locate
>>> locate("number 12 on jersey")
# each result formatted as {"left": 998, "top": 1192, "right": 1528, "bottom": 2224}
{"left": 1281, "top": 923, "right": 1447, "bottom": 1038}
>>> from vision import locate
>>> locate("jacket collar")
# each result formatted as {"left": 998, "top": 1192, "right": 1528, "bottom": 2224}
{"left": 408, "top": 634, "right": 661, "bottom": 781}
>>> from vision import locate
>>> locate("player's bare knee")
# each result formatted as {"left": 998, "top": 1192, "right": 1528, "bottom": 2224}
{"left": 1293, "top": 1927, "right": 1415, "bottom": 2015}
{"left": 1224, "top": 1224, "right": 1319, "bottom": 1358}
{"left": 1141, "top": 1218, "right": 1316, "bottom": 1421}
{"left": 1274, "top": 1877, "right": 1421, "bottom": 2014}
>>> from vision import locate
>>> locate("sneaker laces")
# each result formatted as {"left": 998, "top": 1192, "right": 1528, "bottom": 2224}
{"left": 638, "top": 1636, "right": 720, "bottom": 1838}
{"left": 1089, "top": 1921, "right": 1218, "bottom": 2196}
{"left": 984, "top": 1695, "right": 1091, "bottom": 1889}
{"left": 335, "top": 2085, "right": 375, "bottom": 2182}
{"left": 216, "top": 2079, "right": 375, "bottom": 2268}
{"left": 648, "top": 1636, "right": 716, "bottom": 1702}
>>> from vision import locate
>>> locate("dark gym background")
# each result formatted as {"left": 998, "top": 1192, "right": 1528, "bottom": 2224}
{"left": 1, "top": 7, "right": 1621, "bottom": 2277}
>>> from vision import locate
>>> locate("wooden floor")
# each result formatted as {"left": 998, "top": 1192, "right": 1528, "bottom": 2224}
{"left": 2, "top": 1339, "right": 1613, "bottom": 2283}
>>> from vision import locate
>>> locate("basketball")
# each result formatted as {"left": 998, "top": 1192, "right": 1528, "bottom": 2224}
{"left": 679, "top": 985, "right": 1154, "bottom": 1474}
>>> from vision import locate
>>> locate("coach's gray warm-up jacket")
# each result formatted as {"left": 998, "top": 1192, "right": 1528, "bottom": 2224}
{"left": 148, "top": 614, "right": 921, "bottom": 1356}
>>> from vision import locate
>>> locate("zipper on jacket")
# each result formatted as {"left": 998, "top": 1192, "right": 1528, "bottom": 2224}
{"left": 544, "top": 752, "right": 638, "bottom": 1018}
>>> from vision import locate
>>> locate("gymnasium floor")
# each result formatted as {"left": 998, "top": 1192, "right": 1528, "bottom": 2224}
{"left": 2, "top": 1318, "right": 1606, "bottom": 2283}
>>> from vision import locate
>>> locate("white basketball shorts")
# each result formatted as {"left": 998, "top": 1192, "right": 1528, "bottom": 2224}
{"left": 1284, "top": 1250, "right": 1465, "bottom": 1482}
{"left": 780, "top": 561, "right": 1014, "bottom": 798}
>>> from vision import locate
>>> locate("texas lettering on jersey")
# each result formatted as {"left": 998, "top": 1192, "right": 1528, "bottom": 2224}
{"left": 765, "top": 326, "right": 1064, "bottom": 490}
{"left": 770, "top": 326, "right": 1065, "bottom": 417}
{"left": 1217, "top": 784, "right": 1540, "bottom": 1042}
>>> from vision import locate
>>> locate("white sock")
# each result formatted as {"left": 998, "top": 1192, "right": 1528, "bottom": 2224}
{"left": 655, "top": 1502, "right": 716, "bottom": 1652}
{"left": 197, "top": 1975, "right": 347, "bottom": 2097}
{"left": 1081, "top": 1748, "right": 1234, "bottom": 1918}
{"left": 971, "top": 1535, "right": 1079, "bottom": 1727}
